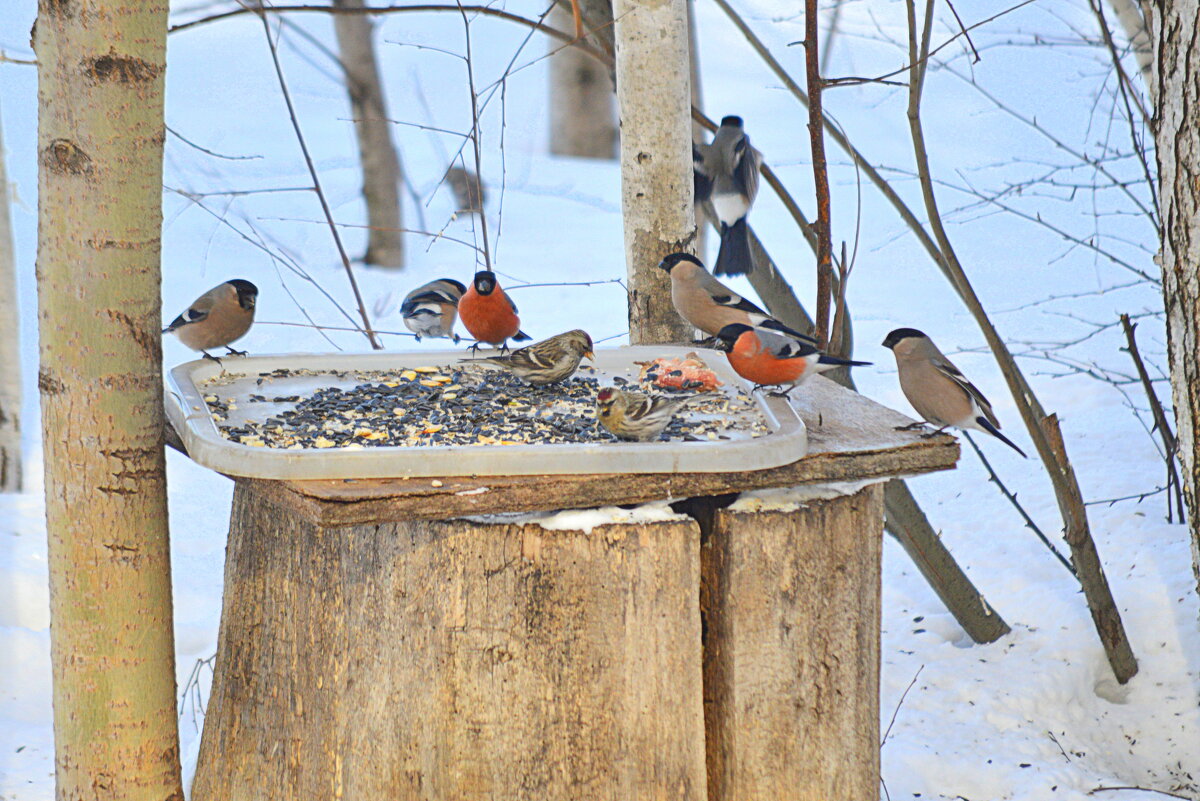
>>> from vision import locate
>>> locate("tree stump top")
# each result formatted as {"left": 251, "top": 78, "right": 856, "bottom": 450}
{"left": 242, "top": 376, "right": 957, "bottom": 526}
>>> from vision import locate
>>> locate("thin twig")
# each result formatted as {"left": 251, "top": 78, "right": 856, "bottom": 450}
{"left": 253, "top": 4, "right": 381, "bottom": 349}
{"left": 963, "top": 432, "right": 1078, "bottom": 579}
{"left": 881, "top": 665, "right": 923, "bottom": 748}
{"left": 1088, "top": 787, "right": 1193, "bottom": 800}
{"left": 1120, "top": 314, "right": 1184, "bottom": 523}
{"left": 457, "top": 1, "right": 492, "bottom": 271}
{"left": 167, "top": 125, "right": 263, "bottom": 160}
{"left": 802, "top": 0, "right": 833, "bottom": 349}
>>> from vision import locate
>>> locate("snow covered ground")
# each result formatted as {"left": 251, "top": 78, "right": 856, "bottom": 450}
{"left": 2, "top": 0, "right": 1197, "bottom": 798}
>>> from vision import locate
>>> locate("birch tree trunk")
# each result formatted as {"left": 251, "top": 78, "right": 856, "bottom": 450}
{"left": 0, "top": 100, "right": 20, "bottom": 492}
{"left": 1108, "top": 0, "right": 1153, "bottom": 98}
{"left": 613, "top": 0, "right": 695, "bottom": 344}
{"left": 33, "top": 0, "right": 183, "bottom": 797}
{"left": 548, "top": 5, "right": 617, "bottom": 159}
{"left": 333, "top": 0, "right": 405, "bottom": 268}
{"left": 1152, "top": 0, "right": 1200, "bottom": 596}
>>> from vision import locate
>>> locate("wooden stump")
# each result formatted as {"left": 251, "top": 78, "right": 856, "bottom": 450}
{"left": 700, "top": 484, "right": 884, "bottom": 801}
{"left": 192, "top": 481, "right": 707, "bottom": 801}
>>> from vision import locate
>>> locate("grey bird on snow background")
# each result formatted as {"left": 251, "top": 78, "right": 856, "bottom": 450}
{"left": 163, "top": 279, "right": 258, "bottom": 363}
{"left": 693, "top": 115, "right": 762, "bottom": 277}
{"left": 882, "top": 327, "right": 1026, "bottom": 457}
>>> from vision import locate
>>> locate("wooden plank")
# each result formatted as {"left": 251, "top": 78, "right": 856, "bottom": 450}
{"left": 262, "top": 376, "right": 958, "bottom": 525}
{"left": 701, "top": 484, "right": 884, "bottom": 801}
{"left": 193, "top": 481, "right": 708, "bottom": 801}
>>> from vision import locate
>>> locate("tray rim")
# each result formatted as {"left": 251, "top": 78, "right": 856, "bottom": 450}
{"left": 164, "top": 345, "right": 808, "bottom": 479}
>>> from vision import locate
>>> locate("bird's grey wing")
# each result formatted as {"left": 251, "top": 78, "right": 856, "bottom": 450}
{"left": 625, "top": 394, "right": 659, "bottom": 421}
{"left": 931, "top": 357, "right": 1001, "bottom": 428}
{"left": 756, "top": 317, "right": 818, "bottom": 345}
{"left": 695, "top": 269, "right": 766, "bottom": 315}
{"left": 401, "top": 289, "right": 454, "bottom": 315}
{"left": 759, "top": 328, "right": 818, "bottom": 360}
{"left": 165, "top": 289, "right": 217, "bottom": 332}
{"left": 506, "top": 293, "right": 520, "bottom": 315}
{"left": 731, "top": 136, "right": 761, "bottom": 204}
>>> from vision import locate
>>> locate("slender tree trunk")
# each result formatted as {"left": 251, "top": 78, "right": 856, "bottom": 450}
{"left": 548, "top": 4, "right": 617, "bottom": 159}
{"left": 613, "top": 0, "right": 696, "bottom": 344}
{"left": 686, "top": 0, "right": 708, "bottom": 260}
{"left": 33, "top": 0, "right": 183, "bottom": 798}
{"left": 0, "top": 100, "right": 21, "bottom": 492}
{"left": 1151, "top": 0, "right": 1200, "bottom": 597}
{"left": 333, "top": 0, "right": 405, "bottom": 268}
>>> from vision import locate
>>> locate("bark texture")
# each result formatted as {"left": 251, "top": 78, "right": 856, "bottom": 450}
{"left": 33, "top": 0, "right": 182, "bottom": 798}
{"left": 0, "top": 100, "right": 20, "bottom": 491}
{"left": 548, "top": 4, "right": 617, "bottom": 159}
{"left": 193, "top": 483, "right": 707, "bottom": 800}
{"left": 1151, "top": 0, "right": 1200, "bottom": 598}
{"left": 333, "top": 0, "right": 405, "bottom": 267}
{"left": 613, "top": 0, "right": 696, "bottom": 344}
{"left": 701, "top": 485, "right": 883, "bottom": 800}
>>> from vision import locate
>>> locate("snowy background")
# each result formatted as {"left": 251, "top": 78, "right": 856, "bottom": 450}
{"left": 2, "top": 0, "right": 1197, "bottom": 798}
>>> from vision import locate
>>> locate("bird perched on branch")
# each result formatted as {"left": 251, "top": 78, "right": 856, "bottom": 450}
{"left": 595, "top": 387, "right": 710, "bottom": 442}
{"left": 658, "top": 252, "right": 816, "bottom": 343}
{"left": 712, "top": 323, "right": 869, "bottom": 395}
{"left": 882, "top": 328, "right": 1026, "bottom": 457}
{"left": 401, "top": 278, "right": 466, "bottom": 342}
{"left": 463, "top": 329, "right": 594, "bottom": 385}
{"left": 693, "top": 115, "right": 762, "bottom": 276}
{"left": 163, "top": 279, "right": 258, "bottom": 363}
{"left": 457, "top": 270, "right": 531, "bottom": 353}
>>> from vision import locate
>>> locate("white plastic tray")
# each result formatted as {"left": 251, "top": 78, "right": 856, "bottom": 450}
{"left": 164, "top": 346, "right": 808, "bottom": 479}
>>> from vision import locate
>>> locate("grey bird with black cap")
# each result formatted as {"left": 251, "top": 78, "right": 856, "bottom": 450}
{"left": 164, "top": 279, "right": 258, "bottom": 364}
{"left": 693, "top": 115, "right": 762, "bottom": 276}
{"left": 882, "top": 327, "right": 1026, "bottom": 457}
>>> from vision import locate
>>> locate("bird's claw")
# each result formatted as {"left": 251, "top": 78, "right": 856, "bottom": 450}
{"left": 224, "top": 347, "right": 248, "bottom": 357}
{"left": 895, "top": 422, "right": 927, "bottom": 432}
{"left": 201, "top": 351, "right": 224, "bottom": 367}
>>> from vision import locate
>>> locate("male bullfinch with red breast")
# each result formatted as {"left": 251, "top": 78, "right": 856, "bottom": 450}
{"left": 401, "top": 278, "right": 466, "bottom": 342}
{"left": 163, "top": 279, "right": 258, "bottom": 363}
{"left": 883, "top": 327, "right": 1026, "bottom": 457}
{"left": 713, "top": 323, "right": 869, "bottom": 395}
{"left": 658, "top": 252, "right": 817, "bottom": 343}
{"left": 693, "top": 115, "right": 762, "bottom": 276}
{"left": 457, "top": 270, "right": 531, "bottom": 353}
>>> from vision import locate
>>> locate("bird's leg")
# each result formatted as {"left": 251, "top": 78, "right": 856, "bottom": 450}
{"left": 414, "top": 333, "right": 422, "bottom": 342}
{"left": 498, "top": 342, "right": 510, "bottom": 355}
{"left": 467, "top": 342, "right": 482, "bottom": 355}
{"left": 919, "top": 425, "right": 952, "bottom": 439}
{"left": 224, "top": 346, "right": 249, "bottom": 357}
{"left": 894, "top": 421, "right": 929, "bottom": 432}
{"left": 452, "top": 333, "right": 460, "bottom": 344}
{"left": 693, "top": 335, "right": 719, "bottom": 349}
{"left": 201, "top": 351, "right": 224, "bottom": 367}
{"left": 768, "top": 384, "right": 798, "bottom": 398}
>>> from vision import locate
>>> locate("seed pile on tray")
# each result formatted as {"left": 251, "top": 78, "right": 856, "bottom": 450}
{"left": 202, "top": 363, "right": 769, "bottom": 450}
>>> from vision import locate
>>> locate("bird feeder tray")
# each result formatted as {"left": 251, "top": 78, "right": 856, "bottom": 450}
{"left": 164, "top": 345, "right": 807, "bottom": 480}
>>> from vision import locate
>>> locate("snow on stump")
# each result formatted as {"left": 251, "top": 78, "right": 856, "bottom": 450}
{"left": 186, "top": 376, "right": 958, "bottom": 800}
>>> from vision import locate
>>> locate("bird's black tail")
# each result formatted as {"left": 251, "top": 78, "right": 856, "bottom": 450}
{"left": 513, "top": 330, "right": 532, "bottom": 342}
{"left": 715, "top": 218, "right": 754, "bottom": 276}
{"left": 816, "top": 354, "right": 871, "bottom": 368}
{"left": 976, "top": 416, "right": 1027, "bottom": 458}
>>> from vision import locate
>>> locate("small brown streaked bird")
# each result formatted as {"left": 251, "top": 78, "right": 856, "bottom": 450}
{"left": 882, "top": 327, "right": 1026, "bottom": 457}
{"left": 401, "top": 278, "right": 467, "bottom": 342}
{"left": 595, "top": 387, "right": 709, "bottom": 442}
{"left": 163, "top": 279, "right": 258, "bottom": 363}
{"left": 692, "top": 115, "right": 762, "bottom": 276}
{"left": 658, "top": 252, "right": 816, "bottom": 343}
{"left": 463, "top": 329, "right": 594, "bottom": 385}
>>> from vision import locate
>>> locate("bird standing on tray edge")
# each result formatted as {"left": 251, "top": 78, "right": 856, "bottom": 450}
{"left": 882, "top": 327, "right": 1026, "bottom": 457}
{"left": 163, "top": 279, "right": 258, "bottom": 364}
{"left": 401, "top": 278, "right": 467, "bottom": 343}
{"left": 457, "top": 270, "right": 532, "bottom": 353}
{"left": 712, "top": 323, "right": 869, "bottom": 396}
{"left": 462, "top": 329, "right": 594, "bottom": 385}
{"left": 595, "top": 387, "right": 710, "bottom": 442}
{"left": 658, "top": 252, "right": 817, "bottom": 344}
{"left": 693, "top": 115, "right": 762, "bottom": 277}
